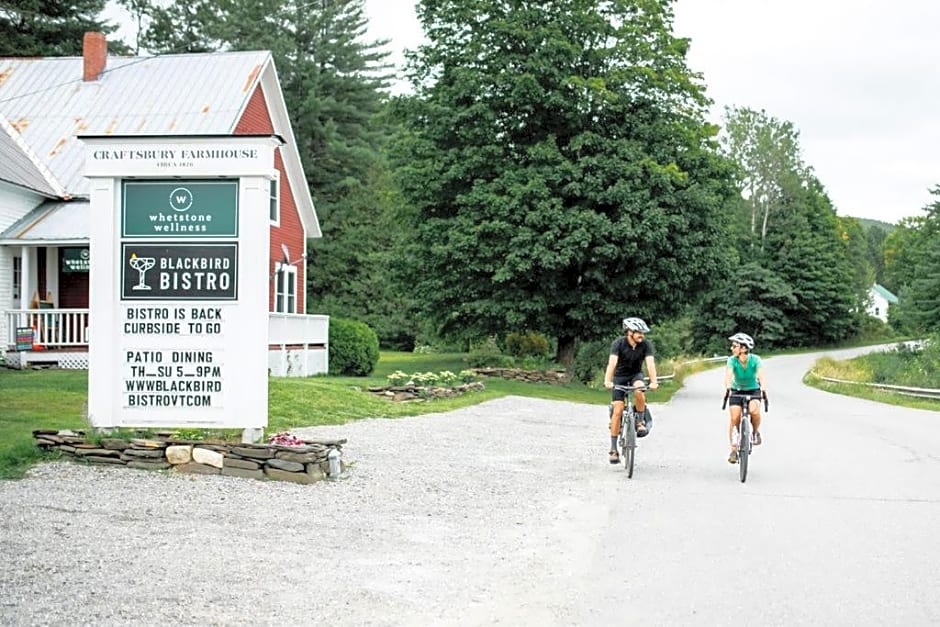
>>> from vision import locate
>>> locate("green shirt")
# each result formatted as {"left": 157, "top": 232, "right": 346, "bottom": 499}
{"left": 727, "top": 354, "right": 762, "bottom": 390}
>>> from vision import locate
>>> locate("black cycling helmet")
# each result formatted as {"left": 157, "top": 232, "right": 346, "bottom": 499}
{"left": 622, "top": 317, "right": 650, "bottom": 333}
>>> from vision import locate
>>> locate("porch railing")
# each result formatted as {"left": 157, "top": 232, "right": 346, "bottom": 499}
{"left": 268, "top": 312, "right": 329, "bottom": 347}
{"left": 4, "top": 309, "right": 90, "bottom": 348}
{"left": 5, "top": 309, "right": 329, "bottom": 351}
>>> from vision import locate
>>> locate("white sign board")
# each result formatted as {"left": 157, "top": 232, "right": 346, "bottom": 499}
{"left": 82, "top": 136, "right": 279, "bottom": 430}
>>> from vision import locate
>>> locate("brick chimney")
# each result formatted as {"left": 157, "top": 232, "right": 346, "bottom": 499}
{"left": 83, "top": 32, "right": 107, "bottom": 81}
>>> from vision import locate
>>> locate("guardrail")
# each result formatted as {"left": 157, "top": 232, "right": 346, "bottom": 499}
{"left": 812, "top": 374, "right": 940, "bottom": 400}
{"left": 657, "top": 355, "right": 726, "bottom": 382}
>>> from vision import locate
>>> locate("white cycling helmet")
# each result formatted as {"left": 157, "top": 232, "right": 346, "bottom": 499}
{"left": 728, "top": 332, "right": 754, "bottom": 350}
{"left": 622, "top": 317, "right": 650, "bottom": 333}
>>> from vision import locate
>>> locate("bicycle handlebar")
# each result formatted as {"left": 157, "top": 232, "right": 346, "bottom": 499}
{"left": 611, "top": 383, "right": 651, "bottom": 394}
{"left": 722, "top": 389, "right": 768, "bottom": 412}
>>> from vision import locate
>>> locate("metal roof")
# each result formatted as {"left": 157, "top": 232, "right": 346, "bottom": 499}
{"left": 872, "top": 283, "right": 899, "bottom": 304}
{"left": 0, "top": 200, "right": 89, "bottom": 244}
{"left": 0, "top": 51, "right": 270, "bottom": 195}
{"left": 0, "top": 115, "right": 59, "bottom": 195}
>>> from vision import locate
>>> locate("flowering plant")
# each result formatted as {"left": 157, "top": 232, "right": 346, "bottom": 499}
{"left": 268, "top": 432, "right": 306, "bottom": 447}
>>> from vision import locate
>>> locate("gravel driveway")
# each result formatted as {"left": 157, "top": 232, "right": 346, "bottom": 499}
{"left": 0, "top": 396, "right": 614, "bottom": 626}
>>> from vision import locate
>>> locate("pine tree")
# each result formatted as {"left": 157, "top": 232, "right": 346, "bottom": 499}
{"left": 0, "top": 0, "right": 129, "bottom": 56}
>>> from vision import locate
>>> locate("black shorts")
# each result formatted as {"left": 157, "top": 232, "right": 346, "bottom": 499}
{"left": 729, "top": 389, "right": 762, "bottom": 407}
{"left": 612, "top": 373, "right": 646, "bottom": 402}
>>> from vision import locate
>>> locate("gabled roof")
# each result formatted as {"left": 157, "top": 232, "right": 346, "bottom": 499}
{"left": 0, "top": 114, "right": 62, "bottom": 196}
{"left": 0, "top": 50, "right": 319, "bottom": 236}
{"left": 0, "top": 200, "right": 88, "bottom": 244}
{"left": 871, "top": 283, "right": 899, "bottom": 304}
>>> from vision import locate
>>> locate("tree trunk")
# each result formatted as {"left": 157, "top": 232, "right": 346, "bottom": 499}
{"left": 555, "top": 335, "right": 578, "bottom": 378}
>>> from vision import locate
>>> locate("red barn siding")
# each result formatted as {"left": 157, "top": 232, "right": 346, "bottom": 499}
{"left": 235, "top": 86, "right": 307, "bottom": 314}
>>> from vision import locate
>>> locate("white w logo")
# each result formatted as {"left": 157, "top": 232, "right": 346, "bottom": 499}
{"left": 168, "top": 187, "right": 193, "bottom": 212}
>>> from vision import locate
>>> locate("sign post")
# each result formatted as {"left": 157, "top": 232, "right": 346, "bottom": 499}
{"left": 82, "top": 136, "right": 281, "bottom": 440}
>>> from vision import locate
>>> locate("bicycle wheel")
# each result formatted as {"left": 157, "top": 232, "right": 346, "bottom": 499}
{"left": 738, "top": 412, "right": 749, "bottom": 483}
{"left": 623, "top": 409, "right": 636, "bottom": 478}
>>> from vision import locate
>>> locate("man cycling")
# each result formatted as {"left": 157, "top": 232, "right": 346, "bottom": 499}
{"left": 723, "top": 332, "right": 767, "bottom": 464}
{"left": 604, "top": 317, "right": 659, "bottom": 464}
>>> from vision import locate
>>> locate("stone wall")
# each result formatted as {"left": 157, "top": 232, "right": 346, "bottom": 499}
{"left": 32, "top": 430, "right": 345, "bottom": 485}
{"left": 368, "top": 381, "right": 486, "bottom": 401}
{"left": 472, "top": 367, "right": 570, "bottom": 385}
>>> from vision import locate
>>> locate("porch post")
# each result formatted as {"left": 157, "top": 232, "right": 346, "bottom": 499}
{"left": 18, "top": 245, "right": 30, "bottom": 311}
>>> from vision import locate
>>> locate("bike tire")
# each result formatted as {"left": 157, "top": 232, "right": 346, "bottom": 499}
{"left": 738, "top": 413, "right": 749, "bottom": 483}
{"left": 623, "top": 410, "right": 636, "bottom": 478}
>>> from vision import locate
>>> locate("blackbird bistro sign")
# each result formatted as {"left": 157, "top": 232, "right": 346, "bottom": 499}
{"left": 121, "top": 243, "right": 238, "bottom": 300}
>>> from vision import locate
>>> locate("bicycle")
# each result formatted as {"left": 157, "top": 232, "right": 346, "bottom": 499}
{"left": 721, "top": 389, "right": 768, "bottom": 483}
{"left": 610, "top": 383, "right": 650, "bottom": 478}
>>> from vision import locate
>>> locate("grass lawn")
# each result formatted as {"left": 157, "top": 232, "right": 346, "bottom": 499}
{"left": 4, "top": 351, "right": 689, "bottom": 479}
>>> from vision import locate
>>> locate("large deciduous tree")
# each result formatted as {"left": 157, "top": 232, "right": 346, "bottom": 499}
{"left": 392, "top": 0, "right": 737, "bottom": 367}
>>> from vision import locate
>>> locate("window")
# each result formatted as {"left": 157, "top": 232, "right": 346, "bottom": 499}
{"left": 274, "top": 263, "right": 297, "bottom": 313}
{"left": 269, "top": 177, "right": 280, "bottom": 224}
{"left": 12, "top": 256, "right": 21, "bottom": 301}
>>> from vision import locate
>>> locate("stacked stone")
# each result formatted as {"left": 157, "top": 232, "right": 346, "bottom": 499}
{"left": 368, "top": 381, "right": 486, "bottom": 401}
{"left": 32, "top": 430, "right": 345, "bottom": 485}
{"left": 472, "top": 367, "right": 570, "bottom": 385}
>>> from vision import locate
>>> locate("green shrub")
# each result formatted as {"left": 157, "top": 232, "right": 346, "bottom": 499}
{"left": 856, "top": 316, "right": 896, "bottom": 342}
{"left": 466, "top": 336, "right": 514, "bottom": 368}
{"left": 648, "top": 315, "right": 694, "bottom": 360}
{"left": 574, "top": 338, "right": 613, "bottom": 385}
{"left": 504, "top": 331, "right": 551, "bottom": 358}
{"left": 329, "top": 317, "right": 380, "bottom": 376}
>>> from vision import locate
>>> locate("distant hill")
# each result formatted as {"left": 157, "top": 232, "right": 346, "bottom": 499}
{"left": 853, "top": 217, "right": 897, "bottom": 233}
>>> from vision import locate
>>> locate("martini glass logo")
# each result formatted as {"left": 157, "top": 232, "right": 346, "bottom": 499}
{"left": 129, "top": 253, "right": 156, "bottom": 290}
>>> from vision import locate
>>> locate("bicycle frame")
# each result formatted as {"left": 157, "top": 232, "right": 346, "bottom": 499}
{"left": 611, "top": 383, "right": 649, "bottom": 478}
{"left": 722, "top": 390, "right": 767, "bottom": 483}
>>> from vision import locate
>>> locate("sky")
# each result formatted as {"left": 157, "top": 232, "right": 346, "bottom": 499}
{"left": 362, "top": 0, "right": 940, "bottom": 225}
{"left": 105, "top": 0, "right": 940, "bottom": 225}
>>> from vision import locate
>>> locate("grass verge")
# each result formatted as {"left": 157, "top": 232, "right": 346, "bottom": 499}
{"left": 804, "top": 355, "right": 940, "bottom": 412}
{"left": 3, "top": 351, "right": 686, "bottom": 479}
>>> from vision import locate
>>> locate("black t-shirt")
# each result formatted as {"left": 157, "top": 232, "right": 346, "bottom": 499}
{"left": 610, "top": 336, "right": 653, "bottom": 378}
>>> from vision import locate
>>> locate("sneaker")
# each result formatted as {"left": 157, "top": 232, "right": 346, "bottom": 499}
{"left": 609, "top": 450, "right": 620, "bottom": 465}
{"left": 751, "top": 431, "right": 762, "bottom": 446}
{"left": 636, "top": 420, "right": 648, "bottom": 436}
{"left": 728, "top": 449, "right": 738, "bottom": 464}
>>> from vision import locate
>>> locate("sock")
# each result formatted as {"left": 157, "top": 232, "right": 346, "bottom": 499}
{"left": 610, "top": 436, "right": 617, "bottom": 450}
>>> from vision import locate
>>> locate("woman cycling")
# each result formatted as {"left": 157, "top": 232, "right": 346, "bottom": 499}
{"left": 723, "top": 332, "right": 767, "bottom": 464}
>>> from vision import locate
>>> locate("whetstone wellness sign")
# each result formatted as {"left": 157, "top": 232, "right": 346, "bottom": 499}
{"left": 122, "top": 180, "right": 238, "bottom": 237}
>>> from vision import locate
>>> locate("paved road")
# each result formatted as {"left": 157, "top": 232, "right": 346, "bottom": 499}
{"left": 556, "top": 345, "right": 940, "bottom": 626}
{"left": 1, "top": 344, "right": 938, "bottom": 626}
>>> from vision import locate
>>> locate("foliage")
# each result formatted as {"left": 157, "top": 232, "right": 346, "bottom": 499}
{"left": 573, "top": 337, "right": 614, "bottom": 385}
{"left": 693, "top": 263, "right": 796, "bottom": 353}
{"left": 705, "top": 107, "right": 860, "bottom": 350}
{"left": 720, "top": 106, "right": 808, "bottom": 250}
{"left": 883, "top": 187, "right": 940, "bottom": 332}
{"left": 504, "top": 331, "right": 551, "bottom": 359}
{"left": 392, "top": 0, "right": 737, "bottom": 370}
{"left": 328, "top": 317, "right": 380, "bottom": 376}
{"left": 854, "top": 315, "right": 897, "bottom": 343}
{"left": 0, "top": 0, "right": 130, "bottom": 56}
{"left": 139, "top": 0, "right": 415, "bottom": 347}
{"left": 648, "top": 314, "right": 695, "bottom": 360}
{"left": 466, "top": 336, "right": 514, "bottom": 368}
